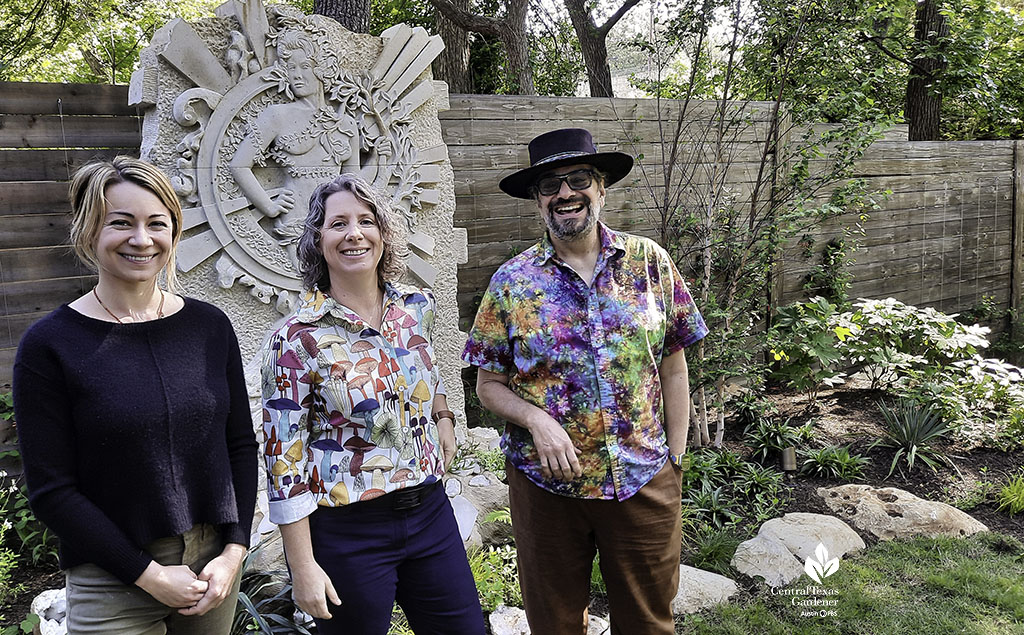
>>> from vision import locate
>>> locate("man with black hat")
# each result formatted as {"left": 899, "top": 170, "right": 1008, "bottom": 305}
{"left": 462, "top": 128, "right": 708, "bottom": 634}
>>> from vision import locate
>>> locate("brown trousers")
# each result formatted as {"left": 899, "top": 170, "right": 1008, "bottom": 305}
{"left": 507, "top": 461, "right": 683, "bottom": 635}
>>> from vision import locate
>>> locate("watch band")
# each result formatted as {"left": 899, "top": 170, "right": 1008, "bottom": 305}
{"left": 431, "top": 409, "right": 456, "bottom": 424}
{"left": 669, "top": 452, "right": 691, "bottom": 471}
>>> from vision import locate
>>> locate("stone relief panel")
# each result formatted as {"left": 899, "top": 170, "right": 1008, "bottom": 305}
{"left": 130, "top": 0, "right": 467, "bottom": 428}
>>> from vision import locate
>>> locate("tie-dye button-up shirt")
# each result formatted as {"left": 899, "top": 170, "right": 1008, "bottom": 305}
{"left": 261, "top": 284, "right": 447, "bottom": 525}
{"left": 462, "top": 224, "right": 708, "bottom": 501}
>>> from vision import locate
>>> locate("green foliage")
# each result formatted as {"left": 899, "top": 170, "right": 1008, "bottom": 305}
{"left": 590, "top": 555, "right": 606, "bottom": 595}
{"left": 685, "top": 484, "right": 739, "bottom": 530}
{"left": 683, "top": 449, "right": 787, "bottom": 532}
{"left": 369, "top": 0, "right": 432, "bottom": 36}
{"left": 687, "top": 527, "right": 740, "bottom": 577}
{"left": 871, "top": 400, "right": 954, "bottom": 478}
{"left": 728, "top": 384, "right": 778, "bottom": 429}
{"left": 899, "top": 356, "right": 1024, "bottom": 448}
{"left": 941, "top": 475, "right": 996, "bottom": 512}
{"left": 803, "top": 237, "right": 856, "bottom": 307}
{"left": 0, "top": 401, "right": 59, "bottom": 568}
{"left": 483, "top": 506, "right": 511, "bottom": 526}
{"left": 743, "top": 417, "right": 802, "bottom": 465}
{"left": 448, "top": 443, "right": 505, "bottom": 479}
{"left": 2, "top": 0, "right": 226, "bottom": 83}
{"left": 0, "top": 614, "right": 39, "bottom": 635}
{"left": 996, "top": 471, "right": 1024, "bottom": 516}
{"left": 840, "top": 297, "right": 991, "bottom": 390}
{"left": 799, "top": 445, "right": 869, "bottom": 481}
{"left": 768, "top": 296, "right": 848, "bottom": 404}
{"left": 0, "top": 480, "right": 25, "bottom": 606}
{"left": 468, "top": 544, "right": 521, "bottom": 611}
{"left": 737, "top": 0, "right": 1024, "bottom": 139}
{"left": 679, "top": 533, "right": 1024, "bottom": 631}
{"left": 529, "top": 15, "right": 584, "bottom": 96}
{"left": 232, "top": 541, "right": 312, "bottom": 634}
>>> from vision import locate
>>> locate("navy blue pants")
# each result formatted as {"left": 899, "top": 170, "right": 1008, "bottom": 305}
{"left": 307, "top": 483, "right": 485, "bottom": 635}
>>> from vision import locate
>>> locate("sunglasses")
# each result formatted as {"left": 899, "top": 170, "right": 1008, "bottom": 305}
{"left": 535, "top": 169, "right": 596, "bottom": 196}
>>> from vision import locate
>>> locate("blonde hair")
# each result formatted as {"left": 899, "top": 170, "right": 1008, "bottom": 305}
{"left": 68, "top": 156, "right": 183, "bottom": 291}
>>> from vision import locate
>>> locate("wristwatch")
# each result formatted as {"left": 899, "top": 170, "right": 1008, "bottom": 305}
{"left": 431, "top": 409, "right": 456, "bottom": 425}
{"left": 669, "top": 452, "right": 691, "bottom": 472}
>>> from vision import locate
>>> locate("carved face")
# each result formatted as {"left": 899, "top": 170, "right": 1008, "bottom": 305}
{"left": 284, "top": 49, "right": 319, "bottom": 99}
{"left": 95, "top": 181, "right": 174, "bottom": 286}
{"left": 535, "top": 163, "right": 605, "bottom": 242}
{"left": 320, "top": 190, "right": 383, "bottom": 288}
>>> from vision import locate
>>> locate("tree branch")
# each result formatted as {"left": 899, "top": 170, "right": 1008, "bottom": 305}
{"left": 596, "top": 0, "right": 642, "bottom": 39}
{"left": 427, "top": 0, "right": 503, "bottom": 37}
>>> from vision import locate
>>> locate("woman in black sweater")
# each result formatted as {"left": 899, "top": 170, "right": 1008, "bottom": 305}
{"left": 13, "top": 157, "right": 258, "bottom": 633}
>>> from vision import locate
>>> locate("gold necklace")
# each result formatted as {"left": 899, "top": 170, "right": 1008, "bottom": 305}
{"left": 92, "top": 287, "right": 166, "bottom": 323}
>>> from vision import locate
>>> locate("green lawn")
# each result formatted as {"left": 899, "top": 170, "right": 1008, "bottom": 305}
{"left": 677, "top": 533, "right": 1024, "bottom": 634}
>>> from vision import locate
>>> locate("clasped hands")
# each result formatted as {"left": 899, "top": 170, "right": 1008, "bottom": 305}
{"left": 136, "top": 544, "right": 247, "bottom": 615}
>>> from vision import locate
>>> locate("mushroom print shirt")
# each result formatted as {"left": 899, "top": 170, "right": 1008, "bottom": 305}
{"left": 262, "top": 284, "right": 447, "bottom": 525}
{"left": 462, "top": 224, "right": 708, "bottom": 501}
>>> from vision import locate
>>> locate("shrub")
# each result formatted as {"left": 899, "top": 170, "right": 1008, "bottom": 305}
{"left": 767, "top": 296, "right": 847, "bottom": 404}
{"left": 0, "top": 474, "right": 25, "bottom": 606}
{"left": 729, "top": 386, "right": 778, "bottom": 428}
{"left": 232, "top": 542, "right": 312, "bottom": 635}
{"left": 685, "top": 484, "right": 740, "bottom": 529}
{"left": 743, "top": 417, "right": 802, "bottom": 464}
{"left": 468, "top": 544, "right": 521, "bottom": 611}
{"left": 687, "top": 527, "right": 741, "bottom": 576}
{"left": 997, "top": 471, "right": 1024, "bottom": 517}
{"left": 800, "top": 445, "right": 869, "bottom": 480}
{"left": 871, "top": 400, "right": 954, "bottom": 478}
{"left": 900, "top": 356, "right": 1024, "bottom": 448}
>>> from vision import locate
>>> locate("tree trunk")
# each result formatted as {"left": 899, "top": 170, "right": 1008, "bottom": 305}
{"left": 501, "top": 4, "right": 534, "bottom": 95}
{"left": 564, "top": 0, "right": 613, "bottom": 97}
{"left": 314, "top": 0, "right": 370, "bottom": 34}
{"left": 426, "top": 0, "right": 535, "bottom": 95}
{"left": 905, "top": 0, "right": 947, "bottom": 140}
{"left": 435, "top": 9, "right": 471, "bottom": 93}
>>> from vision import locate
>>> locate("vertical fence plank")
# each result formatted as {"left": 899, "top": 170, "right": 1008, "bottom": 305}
{"left": 1013, "top": 141, "right": 1024, "bottom": 315}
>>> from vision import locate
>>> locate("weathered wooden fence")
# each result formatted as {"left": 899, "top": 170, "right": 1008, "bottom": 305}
{"left": 2, "top": 83, "right": 1022, "bottom": 387}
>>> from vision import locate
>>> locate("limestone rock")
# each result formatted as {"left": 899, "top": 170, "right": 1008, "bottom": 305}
{"left": 467, "top": 426, "right": 502, "bottom": 452}
{"left": 758, "top": 513, "right": 865, "bottom": 561}
{"left": 30, "top": 588, "right": 67, "bottom": 635}
{"left": 446, "top": 472, "right": 511, "bottom": 547}
{"left": 470, "top": 474, "right": 492, "bottom": 487}
{"left": 731, "top": 534, "right": 804, "bottom": 587}
{"left": 817, "top": 485, "right": 988, "bottom": 540}
{"left": 672, "top": 565, "right": 739, "bottom": 614}
{"left": 450, "top": 494, "right": 479, "bottom": 542}
{"left": 588, "top": 614, "right": 610, "bottom": 634}
{"left": 487, "top": 605, "right": 609, "bottom": 635}
{"left": 489, "top": 605, "right": 530, "bottom": 635}
{"left": 445, "top": 478, "right": 463, "bottom": 496}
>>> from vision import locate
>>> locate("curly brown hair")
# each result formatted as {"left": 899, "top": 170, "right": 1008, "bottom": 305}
{"left": 298, "top": 174, "right": 408, "bottom": 292}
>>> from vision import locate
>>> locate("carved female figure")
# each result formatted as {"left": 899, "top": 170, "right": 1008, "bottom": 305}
{"left": 230, "top": 30, "right": 387, "bottom": 266}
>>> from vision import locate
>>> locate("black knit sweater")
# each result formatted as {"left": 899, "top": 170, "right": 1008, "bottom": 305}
{"left": 13, "top": 298, "right": 258, "bottom": 585}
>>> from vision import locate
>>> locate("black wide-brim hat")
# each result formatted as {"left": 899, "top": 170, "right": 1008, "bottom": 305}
{"left": 499, "top": 128, "right": 634, "bottom": 199}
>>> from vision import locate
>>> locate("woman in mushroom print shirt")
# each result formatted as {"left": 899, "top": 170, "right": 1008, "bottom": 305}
{"left": 261, "top": 174, "right": 484, "bottom": 635}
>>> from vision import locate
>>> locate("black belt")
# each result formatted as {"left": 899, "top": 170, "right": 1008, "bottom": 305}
{"left": 359, "top": 480, "right": 440, "bottom": 511}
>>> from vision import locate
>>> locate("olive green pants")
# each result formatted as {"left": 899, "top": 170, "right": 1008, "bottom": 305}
{"left": 65, "top": 524, "right": 241, "bottom": 634}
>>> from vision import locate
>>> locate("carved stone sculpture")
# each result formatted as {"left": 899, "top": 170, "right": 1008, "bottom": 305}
{"left": 130, "top": 0, "right": 467, "bottom": 420}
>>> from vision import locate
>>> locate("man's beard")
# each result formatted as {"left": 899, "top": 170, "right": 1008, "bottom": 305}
{"left": 544, "top": 195, "right": 599, "bottom": 241}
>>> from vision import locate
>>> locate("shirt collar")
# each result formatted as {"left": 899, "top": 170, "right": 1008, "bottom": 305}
{"left": 295, "top": 282, "right": 419, "bottom": 325}
{"left": 533, "top": 222, "right": 626, "bottom": 267}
